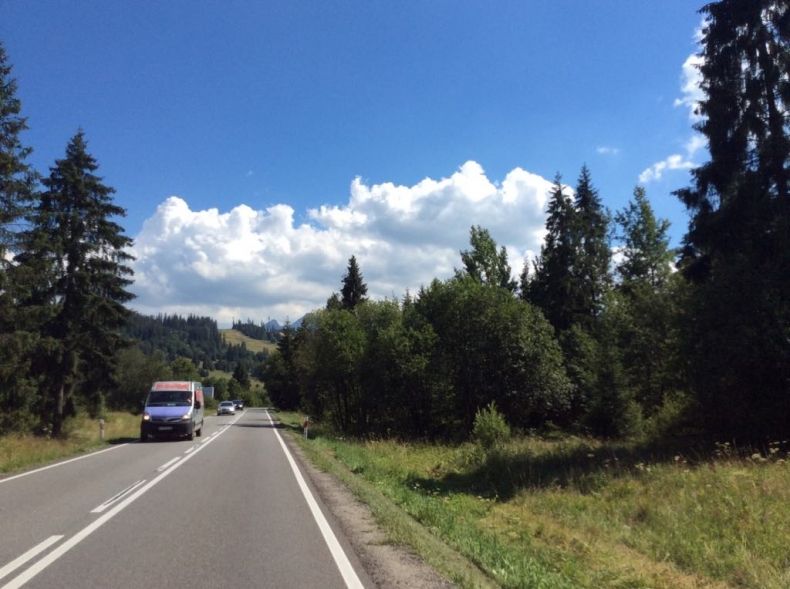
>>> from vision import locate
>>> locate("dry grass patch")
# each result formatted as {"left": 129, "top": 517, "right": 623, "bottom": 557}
{"left": 0, "top": 412, "right": 139, "bottom": 475}
{"left": 220, "top": 329, "right": 276, "bottom": 354}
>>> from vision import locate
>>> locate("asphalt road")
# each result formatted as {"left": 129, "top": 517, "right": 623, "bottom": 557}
{"left": 0, "top": 409, "right": 372, "bottom": 588}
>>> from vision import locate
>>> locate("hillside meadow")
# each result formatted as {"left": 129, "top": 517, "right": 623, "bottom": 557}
{"left": 279, "top": 412, "right": 790, "bottom": 589}
{"left": 220, "top": 329, "right": 277, "bottom": 354}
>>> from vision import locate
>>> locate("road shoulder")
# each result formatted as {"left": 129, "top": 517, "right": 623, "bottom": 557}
{"left": 282, "top": 433, "right": 456, "bottom": 589}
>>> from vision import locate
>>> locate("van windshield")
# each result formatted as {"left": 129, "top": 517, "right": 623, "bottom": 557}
{"left": 146, "top": 391, "right": 192, "bottom": 407}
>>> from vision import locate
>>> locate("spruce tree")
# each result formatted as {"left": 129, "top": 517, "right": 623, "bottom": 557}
{"left": 526, "top": 174, "right": 576, "bottom": 331}
{"left": 614, "top": 187, "right": 680, "bottom": 413}
{"left": 674, "top": 0, "right": 789, "bottom": 438}
{"left": 0, "top": 43, "right": 36, "bottom": 264}
{"left": 615, "top": 186, "right": 674, "bottom": 289}
{"left": 0, "top": 43, "right": 39, "bottom": 433}
{"left": 570, "top": 165, "right": 611, "bottom": 328}
{"left": 19, "top": 131, "right": 134, "bottom": 435}
{"left": 340, "top": 255, "right": 368, "bottom": 310}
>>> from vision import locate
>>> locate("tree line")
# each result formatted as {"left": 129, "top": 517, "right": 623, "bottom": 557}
{"left": 1, "top": 0, "right": 786, "bottom": 441}
{"left": 264, "top": 0, "right": 788, "bottom": 442}
{"left": 0, "top": 43, "right": 266, "bottom": 435}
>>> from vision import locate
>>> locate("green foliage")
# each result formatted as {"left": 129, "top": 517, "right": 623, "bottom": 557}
{"left": 459, "top": 225, "right": 516, "bottom": 291}
{"left": 525, "top": 175, "right": 577, "bottom": 331}
{"left": 417, "top": 277, "right": 572, "bottom": 433}
{"left": 262, "top": 324, "right": 301, "bottom": 409}
{"left": 110, "top": 347, "right": 171, "bottom": 412}
{"left": 340, "top": 255, "right": 368, "bottom": 310}
{"left": 674, "top": 0, "right": 789, "bottom": 440}
{"left": 15, "top": 131, "right": 134, "bottom": 436}
{"left": 0, "top": 42, "right": 36, "bottom": 258}
{"left": 615, "top": 186, "right": 674, "bottom": 289}
{"left": 169, "top": 356, "right": 201, "bottom": 380}
{"left": 570, "top": 166, "right": 611, "bottom": 328}
{"left": 232, "top": 362, "right": 251, "bottom": 389}
{"left": 472, "top": 402, "right": 511, "bottom": 451}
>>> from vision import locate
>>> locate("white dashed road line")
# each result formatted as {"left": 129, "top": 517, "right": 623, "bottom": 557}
{"left": 0, "top": 537, "right": 63, "bottom": 583}
{"left": 156, "top": 457, "right": 181, "bottom": 472}
{"left": 89, "top": 480, "right": 147, "bottom": 514}
{"left": 0, "top": 412, "right": 243, "bottom": 589}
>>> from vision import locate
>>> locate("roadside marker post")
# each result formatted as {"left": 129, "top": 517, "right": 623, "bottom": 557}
{"left": 99, "top": 419, "right": 105, "bottom": 441}
{"left": 303, "top": 416, "right": 310, "bottom": 439}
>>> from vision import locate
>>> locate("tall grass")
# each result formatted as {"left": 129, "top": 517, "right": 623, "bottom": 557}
{"left": 0, "top": 411, "right": 140, "bottom": 475}
{"left": 280, "top": 413, "right": 790, "bottom": 589}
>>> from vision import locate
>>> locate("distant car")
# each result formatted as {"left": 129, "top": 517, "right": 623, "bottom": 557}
{"left": 217, "top": 400, "right": 236, "bottom": 415}
{"left": 233, "top": 399, "right": 245, "bottom": 411}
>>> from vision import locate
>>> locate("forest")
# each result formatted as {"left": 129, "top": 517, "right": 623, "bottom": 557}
{"left": 0, "top": 0, "right": 787, "bottom": 443}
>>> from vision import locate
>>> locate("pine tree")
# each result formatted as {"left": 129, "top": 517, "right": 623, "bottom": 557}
{"left": 614, "top": 186, "right": 680, "bottom": 413}
{"left": 340, "top": 255, "right": 368, "bottom": 310}
{"left": 18, "top": 131, "right": 134, "bottom": 435}
{"left": 526, "top": 175, "right": 577, "bottom": 331}
{"left": 0, "top": 43, "right": 40, "bottom": 433}
{"left": 570, "top": 165, "right": 611, "bottom": 328}
{"left": 0, "top": 43, "right": 36, "bottom": 265}
{"left": 615, "top": 186, "right": 674, "bottom": 289}
{"left": 459, "top": 225, "right": 516, "bottom": 291}
{"left": 674, "top": 0, "right": 789, "bottom": 438}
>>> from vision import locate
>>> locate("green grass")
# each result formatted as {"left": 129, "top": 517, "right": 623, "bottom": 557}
{"left": 277, "top": 412, "right": 790, "bottom": 589}
{"left": 0, "top": 412, "right": 140, "bottom": 476}
{"left": 220, "top": 329, "right": 277, "bottom": 354}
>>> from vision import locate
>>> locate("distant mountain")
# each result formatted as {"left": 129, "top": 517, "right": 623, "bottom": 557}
{"left": 264, "top": 319, "right": 281, "bottom": 331}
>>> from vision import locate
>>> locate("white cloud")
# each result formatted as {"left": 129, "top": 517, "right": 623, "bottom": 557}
{"left": 130, "top": 161, "right": 553, "bottom": 324}
{"left": 639, "top": 21, "right": 708, "bottom": 185}
{"left": 673, "top": 53, "right": 704, "bottom": 122}
{"left": 596, "top": 146, "right": 620, "bottom": 156}
{"left": 638, "top": 154, "right": 695, "bottom": 184}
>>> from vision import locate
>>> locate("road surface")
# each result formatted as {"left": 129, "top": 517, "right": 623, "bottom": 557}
{"left": 0, "top": 409, "right": 372, "bottom": 588}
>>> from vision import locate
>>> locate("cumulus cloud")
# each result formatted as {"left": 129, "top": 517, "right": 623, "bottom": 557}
{"left": 638, "top": 154, "right": 696, "bottom": 183}
{"left": 130, "top": 161, "right": 554, "bottom": 324}
{"left": 639, "top": 21, "right": 708, "bottom": 185}
{"left": 673, "top": 53, "right": 704, "bottom": 122}
{"left": 596, "top": 146, "right": 620, "bottom": 156}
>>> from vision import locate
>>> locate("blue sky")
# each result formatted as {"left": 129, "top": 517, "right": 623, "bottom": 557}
{"left": 2, "top": 1, "right": 705, "bottom": 323}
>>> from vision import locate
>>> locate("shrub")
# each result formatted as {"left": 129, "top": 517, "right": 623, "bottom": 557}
{"left": 473, "top": 402, "right": 511, "bottom": 451}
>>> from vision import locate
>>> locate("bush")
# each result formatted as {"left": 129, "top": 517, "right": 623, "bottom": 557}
{"left": 473, "top": 402, "right": 511, "bottom": 451}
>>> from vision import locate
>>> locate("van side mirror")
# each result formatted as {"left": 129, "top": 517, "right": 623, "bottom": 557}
{"left": 195, "top": 401, "right": 202, "bottom": 409}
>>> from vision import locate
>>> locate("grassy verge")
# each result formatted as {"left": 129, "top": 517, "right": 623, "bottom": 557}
{"left": 278, "top": 411, "right": 497, "bottom": 588}
{"left": 0, "top": 412, "right": 140, "bottom": 476}
{"left": 278, "top": 412, "right": 790, "bottom": 589}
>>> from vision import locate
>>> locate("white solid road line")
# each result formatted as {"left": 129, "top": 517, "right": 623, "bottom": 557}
{"left": 264, "top": 410, "right": 364, "bottom": 589}
{"left": 0, "top": 444, "right": 128, "bottom": 485}
{"left": 156, "top": 457, "right": 182, "bottom": 472}
{"left": 1, "top": 412, "right": 244, "bottom": 589}
{"left": 89, "top": 480, "right": 147, "bottom": 514}
{"left": 0, "top": 536, "right": 63, "bottom": 583}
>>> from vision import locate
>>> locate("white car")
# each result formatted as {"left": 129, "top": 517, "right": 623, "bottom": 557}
{"left": 217, "top": 400, "right": 236, "bottom": 415}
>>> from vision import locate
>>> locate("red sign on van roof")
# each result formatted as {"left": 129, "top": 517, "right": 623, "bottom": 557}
{"left": 152, "top": 381, "right": 192, "bottom": 391}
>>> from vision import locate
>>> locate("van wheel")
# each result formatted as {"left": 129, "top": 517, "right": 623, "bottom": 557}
{"left": 140, "top": 431, "right": 148, "bottom": 443}
{"left": 196, "top": 422, "right": 203, "bottom": 437}
{"left": 187, "top": 429, "right": 195, "bottom": 441}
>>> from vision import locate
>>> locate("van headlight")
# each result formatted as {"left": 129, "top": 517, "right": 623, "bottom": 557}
{"left": 142, "top": 412, "right": 150, "bottom": 421}
{"left": 180, "top": 412, "right": 192, "bottom": 420}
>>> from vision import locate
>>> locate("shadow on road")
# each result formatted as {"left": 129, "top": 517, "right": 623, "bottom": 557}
{"left": 108, "top": 436, "right": 138, "bottom": 444}
{"left": 232, "top": 422, "right": 285, "bottom": 429}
